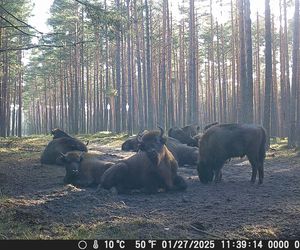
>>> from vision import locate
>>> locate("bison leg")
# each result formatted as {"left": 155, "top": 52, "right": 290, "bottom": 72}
{"left": 214, "top": 169, "right": 223, "bottom": 183}
{"left": 257, "top": 163, "right": 264, "bottom": 184}
{"left": 247, "top": 156, "right": 258, "bottom": 183}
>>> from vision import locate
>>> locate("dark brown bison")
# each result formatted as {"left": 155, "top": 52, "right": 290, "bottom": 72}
{"left": 203, "top": 122, "right": 219, "bottom": 131}
{"left": 51, "top": 128, "right": 72, "bottom": 139}
{"left": 60, "top": 151, "right": 113, "bottom": 187}
{"left": 41, "top": 135, "right": 88, "bottom": 165}
{"left": 121, "top": 131, "right": 198, "bottom": 167}
{"left": 165, "top": 137, "right": 198, "bottom": 167}
{"left": 168, "top": 126, "right": 198, "bottom": 147}
{"left": 121, "top": 130, "right": 148, "bottom": 152}
{"left": 101, "top": 128, "right": 187, "bottom": 194}
{"left": 197, "top": 123, "right": 266, "bottom": 184}
{"left": 181, "top": 124, "right": 200, "bottom": 137}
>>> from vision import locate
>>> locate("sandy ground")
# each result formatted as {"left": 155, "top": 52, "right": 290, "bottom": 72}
{"left": 0, "top": 141, "right": 300, "bottom": 240}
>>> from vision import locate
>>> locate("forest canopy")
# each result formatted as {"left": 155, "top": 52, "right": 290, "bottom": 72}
{"left": 0, "top": 0, "right": 299, "bottom": 147}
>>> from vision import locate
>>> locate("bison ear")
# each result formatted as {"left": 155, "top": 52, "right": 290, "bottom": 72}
{"left": 158, "top": 126, "right": 166, "bottom": 144}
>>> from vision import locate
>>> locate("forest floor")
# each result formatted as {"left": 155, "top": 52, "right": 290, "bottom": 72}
{"left": 0, "top": 134, "right": 300, "bottom": 240}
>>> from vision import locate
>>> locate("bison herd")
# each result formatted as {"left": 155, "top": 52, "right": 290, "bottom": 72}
{"left": 40, "top": 122, "right": 267, "bottom": 194}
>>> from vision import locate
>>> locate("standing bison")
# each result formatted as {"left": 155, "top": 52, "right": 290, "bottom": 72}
{"left": 197, "top": 123, "right": 266, "bottom": 184}
{"left": 101, "top": 128, "right": 187, "bottom": 194}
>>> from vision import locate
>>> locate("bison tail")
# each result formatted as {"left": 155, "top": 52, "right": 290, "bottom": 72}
{"left": 259, "top": 128, "right": 267, "bottom": 162}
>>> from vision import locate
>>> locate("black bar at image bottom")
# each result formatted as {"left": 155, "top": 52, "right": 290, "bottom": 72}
{"left": 0, "top": 239, "right": 299, "bottom": 250}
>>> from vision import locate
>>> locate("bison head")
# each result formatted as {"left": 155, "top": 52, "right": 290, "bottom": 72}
{"left": 138, "top": 127, "right": 167, "bottom": 164}
{"left": 168, "top": 127, "right": 198, "bottom": 147}
{"left": 197, "top": 160, "right": 214, "bottom": 184}
{"left": 59, "top": 151, "right": 84, "bottom": 184}
{"left": 121, "top": 130, "right": 148, "bottom": 152}
{"left": 51, "top": 128, "right": 71, "bottom": 139}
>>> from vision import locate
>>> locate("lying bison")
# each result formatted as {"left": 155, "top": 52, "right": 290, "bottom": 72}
{"left": 121, "top": 130, "right": 148, "bottom": 152}
{"left": 41, "top": 130, "right": 88, "bottom": 165}
{"left": 165, "top": 137, "right": 198, "bottom": 167}
{"left": 101, "top": 128, "right": 187, "bottom": 194}
{"left": 203, "top": 122, "right": 219, "bottom": 131}
{"left": 51, "top": 128, "right": 72, "bottom": 139}
{"left": 121, "top": 131, "right": 198, "bottom": 167}
{"left": 60, "top": 151, "right": 113, "bottom": 187}
{"left": 197, "top": 123, "right": 266, "bottom": 184}
{"left": 168, "top": 126, "right": 198, "bottom": 147}
{"left": 182, "top": 124, "right": 200, "bottom": 137}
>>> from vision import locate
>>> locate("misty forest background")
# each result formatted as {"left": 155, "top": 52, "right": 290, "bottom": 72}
{"left": 0, "top": 0, "right": 300, "bottom": 148}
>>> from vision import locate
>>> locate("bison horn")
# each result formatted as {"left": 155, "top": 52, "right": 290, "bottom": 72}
{"left": 137, "top": 130, "right": 144, "bottom": 141}
{"left": 137, "top": 134, "right": 143, "bottom": 143}
{"left": 158, "top": 126, "right": 164, "bottom": 137}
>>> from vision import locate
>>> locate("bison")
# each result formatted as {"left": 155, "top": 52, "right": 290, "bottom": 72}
{"left": 182, "top": 124, "right": 200, "bottom": 137}
{"left": 165, "top": 137, "right": 198, "bottom": 167}
{"left": 121, "top": 131, "right": 198, "bottom": 167}
{"left": 60, "top": 151, "right": 113, "bottom": 187}
{"left": 197, "top": 123, "right": 266, "bottom": 184}
{"left": 101, "top": 128, "right": 187, "bottom": 194}
{"left": 51, "top": 128, "right": 72, "bottom": 139}
{"left": 168, "top": 126, "right": 198, "bottom": 147}
{"left": 121, "top": 130, "right": 148, "bottom": 152}
{"left": 40, "top": 133, "right": 88, "bottom": 165}
{"left": 203, "top": 122, "right": 219, "bottom": 131}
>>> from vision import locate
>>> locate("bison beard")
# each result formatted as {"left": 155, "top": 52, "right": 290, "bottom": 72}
{"left": 197, "top": 123, "right": 266, "bottom": 184}
{"left": 101, "top": 129, "right": 187, "bottom": 194}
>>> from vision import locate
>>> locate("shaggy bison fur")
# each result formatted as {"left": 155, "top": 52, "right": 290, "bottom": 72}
{"left": 101, "top": 128, "right": 187, "bottom": 194}
{"left": 197, "top": 123, "right": 266, "bottom": 184}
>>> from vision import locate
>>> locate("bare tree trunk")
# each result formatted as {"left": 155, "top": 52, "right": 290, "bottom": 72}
{"left": 244, "top": 0, "right": 253, "bottom": 123}
{"left": 289, "top": 0, "right": 299, "bottom": 147}
{"left": 263, "top": 0, "right": 273, "bottom": 147}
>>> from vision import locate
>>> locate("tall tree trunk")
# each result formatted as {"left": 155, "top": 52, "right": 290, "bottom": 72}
{"left": 127, "top": 0, "right": 133, "bottom": 135}
{"left": 289, "top": 0, "right": 299, "bottom": 147}
{"left": 244, "top": 0, "right": 253, "bottom": 123}
{"left": 238, "top": 0, "right": 248, "bottom": 123}
{"left": 134, "top": 0, "right": 144, "bottom": 131}
{"left": 115, "top": 0, "right": 121, "bottom": 133}
{"left": 145, "top": 0, "right": 154, "bottom": 129}
{"left": 263, "top": 0, "right": 273, "bottom": 148}
{"left": 188, "top": 0, "right": 197, "bottom": 124}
